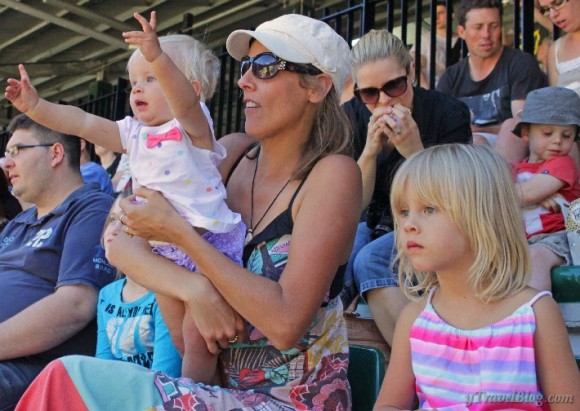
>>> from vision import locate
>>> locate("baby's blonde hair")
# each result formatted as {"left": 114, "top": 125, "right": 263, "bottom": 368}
{"left": 128, "top": 34, "right": 220, "bottom": 102}
{"left": 390, "top": 144, "right": 530, "bottom": 302}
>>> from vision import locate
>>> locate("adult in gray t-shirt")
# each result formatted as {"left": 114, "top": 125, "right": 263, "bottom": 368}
{"left": 436, "top": 0, "right": 545, "bottom": 161}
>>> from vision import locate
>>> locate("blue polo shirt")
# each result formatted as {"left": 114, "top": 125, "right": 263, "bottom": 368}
{"left": 0, "top": 184, "right": 115, "bottom": 359}
{"left": 81, "top": 161, "right": 114, "bottom": 196}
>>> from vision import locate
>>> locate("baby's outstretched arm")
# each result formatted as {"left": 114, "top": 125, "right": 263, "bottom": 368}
{"left": 123, "top": 12, "right": 213, "bottom": 151}
{"left": 5, "top": 64, "right": 39, "bottom": 115}
{"left": 5, "top": 64, "right": 122, "bottom": 152}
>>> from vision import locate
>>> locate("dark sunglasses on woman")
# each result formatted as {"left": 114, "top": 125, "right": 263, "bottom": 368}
{"left": 354, "top": 75, "right": 408, "bottom": 104}
{"left": 240, "top": 52, "right": 322, "bottom": 79}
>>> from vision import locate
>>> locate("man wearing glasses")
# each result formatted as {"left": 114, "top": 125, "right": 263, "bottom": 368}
{"left": 0, "top": 114, "right": 115, "bottom": 409}
{"left": 437, "top": 0, "right": 545, "bottom": 155}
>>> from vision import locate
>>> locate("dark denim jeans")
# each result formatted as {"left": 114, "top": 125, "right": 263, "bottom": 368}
{"left": 341, "top": 222, "right": 398, "bottom": 308}
{"left": 0, "top": 357, "right": 47, "bottom": 411}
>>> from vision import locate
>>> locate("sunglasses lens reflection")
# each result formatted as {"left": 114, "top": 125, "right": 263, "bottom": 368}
{"left": 356, "top": 76, "right": 407, "bottom": 104}
{"left": 240, "top": 53, "right": 282, "bottom": 79}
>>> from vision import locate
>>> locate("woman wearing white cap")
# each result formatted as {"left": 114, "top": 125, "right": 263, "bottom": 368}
{"left": 16, "top": 14, "right": 361, "bottom": 410}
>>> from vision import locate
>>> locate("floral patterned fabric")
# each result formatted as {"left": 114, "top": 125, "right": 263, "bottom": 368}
{"left": 155, "top": 225, "right": 352, "bottom": 410}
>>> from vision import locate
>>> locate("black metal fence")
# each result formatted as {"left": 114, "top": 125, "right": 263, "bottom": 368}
{"left": 208, "top": 0, "right": 544, "bottom": 138}
{"left": 1, "top": 0, "right": 547, "bottom": 152}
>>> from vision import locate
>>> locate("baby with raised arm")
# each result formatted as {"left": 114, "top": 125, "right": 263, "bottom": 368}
{"left": 5, "top": 11, "right": 245, "bottom": 385}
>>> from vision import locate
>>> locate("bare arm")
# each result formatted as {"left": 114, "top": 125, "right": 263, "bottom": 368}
{"left": 359, "top": 104, "right": 422, "bottom": 209}
{"left": 0, "top": 284, "right": 97, "bottom": 360}
{"left": 110, "top": 133, "right": 255, "bottom": 354}
{"left": 123, "top": 12, "right": 213, "bottom": 151}
{"left": 373, "top": 300, "right": 423, "bottom": 410}
{"left": 105, "top": 234, "right": 245, "bottom": 355}
{"left": 358, "top": 148, "right": 380, "bottom": 211}
{"left": 511, "top": 99, "right": 525, "bottom": 119}
{"left": 546, "top": 40, "right": 559, "bottom": 86}
{"left": 533, "top": 295, "right": 580, "bottom": 410}
{"left": 516, "top": 173, "right": 566, "bottom": 207}
{"left": 5, "top": 64, "right": 122, "bottom": 152}
{"left": 121, "top": 155, "right": 362, "bottom": 350}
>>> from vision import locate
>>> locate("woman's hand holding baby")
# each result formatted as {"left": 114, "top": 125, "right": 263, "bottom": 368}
{"left": 183, "top": 277, "right": 247, "bottom": 355}
{"left": 119, "top": 187, "right": 187, "bottom": 245}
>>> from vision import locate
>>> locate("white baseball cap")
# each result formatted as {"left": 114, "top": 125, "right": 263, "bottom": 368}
{"left": 226, "top": 14, "right": 351, "bottom": 97}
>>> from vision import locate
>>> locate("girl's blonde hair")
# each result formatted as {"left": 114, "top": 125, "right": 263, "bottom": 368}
{"left": 390, "top": 144, "right": 530, "bottom": 302}
{"left": 128, "top": 34, "right": 220, "bottom": 102}
{"left": 350, "top": 29, "right": 412, "bottom": 82}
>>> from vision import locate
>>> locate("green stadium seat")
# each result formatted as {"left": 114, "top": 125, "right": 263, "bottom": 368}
{"left": 348, "top": 344, "right": 386, "bottom": 411}
{"left": 551, "top": 266, "right": 580, "bottom": 369}
{"left": 551, "top": 265, "right": 580, "bottom": 303}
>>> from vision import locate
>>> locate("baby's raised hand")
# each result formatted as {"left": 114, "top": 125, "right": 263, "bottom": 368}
{"left": 4, "top": 64, "right": 40, "bottom": 114}
{"left": 122, "top": 11, "right": 162, "bottom": 63}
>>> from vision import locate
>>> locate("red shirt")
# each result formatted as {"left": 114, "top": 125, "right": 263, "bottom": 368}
{"left": 513, "top": 155, "right": 580, "bottom": 237}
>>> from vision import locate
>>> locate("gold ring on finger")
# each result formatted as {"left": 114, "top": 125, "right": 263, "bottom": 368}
{"left": 228, "top": 335, "right": 239, "bottom": 344}
{"left": 124, "top": 225, "right": 134, "bottom": 238}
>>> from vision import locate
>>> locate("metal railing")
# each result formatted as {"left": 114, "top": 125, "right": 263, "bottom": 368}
{"left": 5, "top": 0, "right": 541, "bottom": 149}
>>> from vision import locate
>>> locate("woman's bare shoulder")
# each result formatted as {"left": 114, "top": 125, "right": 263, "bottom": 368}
{"left": 310, "top": 153, "right": 360, "bottom": 180}
{"left": 304, "top": 154, "right": 361, "bottom": 199}
{"left": 218, "top": 133, "right": 257, "bottom": 180}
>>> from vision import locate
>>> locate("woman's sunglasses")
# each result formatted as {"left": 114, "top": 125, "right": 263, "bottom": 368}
{"left": 240, "top": 52, "right": 322, "bottom": 80}
{"left": 354, "top": 75, "right": 408, "bottom": 104}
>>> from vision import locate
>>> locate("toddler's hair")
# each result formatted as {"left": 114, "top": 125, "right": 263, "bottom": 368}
{"left": 128, "top": 34, "right": 220, "bottom": 102}
{"left": 390, "top": 144, "right": 530, "bottom": 302}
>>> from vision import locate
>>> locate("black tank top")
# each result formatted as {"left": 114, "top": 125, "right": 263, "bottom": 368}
{"left": 225, "top": 148, "right": 345, "bottom": 301}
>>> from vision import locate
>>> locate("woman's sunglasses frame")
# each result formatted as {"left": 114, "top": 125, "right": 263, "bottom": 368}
{"left": 239, "top": 52, "right": 322, "bottom": 80}
{"left": 353, "top": 75, "right": 409, "bottom": 104}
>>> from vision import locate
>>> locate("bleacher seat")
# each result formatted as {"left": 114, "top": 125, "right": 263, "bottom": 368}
{"left": 348, "top": 344, "right": 386, "bottom": 411}
{"left": 551, "top": 266, "right": 580, "bottom": 368}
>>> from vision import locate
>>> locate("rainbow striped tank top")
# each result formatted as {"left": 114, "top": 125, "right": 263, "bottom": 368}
{"left": 410, "top": 288, "right": 551, "bottom": 410}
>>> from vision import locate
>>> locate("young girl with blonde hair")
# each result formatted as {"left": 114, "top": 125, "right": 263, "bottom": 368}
{"left": 374, "top": 143, "right": 580, "bottom": 410}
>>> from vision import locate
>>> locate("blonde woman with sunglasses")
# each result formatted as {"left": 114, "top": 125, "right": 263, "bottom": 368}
{"left": 341, "top": 29, "right": 472, "bottom": 346}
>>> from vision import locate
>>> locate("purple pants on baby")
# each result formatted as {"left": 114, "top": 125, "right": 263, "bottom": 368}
{"left": 151, "top": 221, "right": 246, "bottom": 271}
